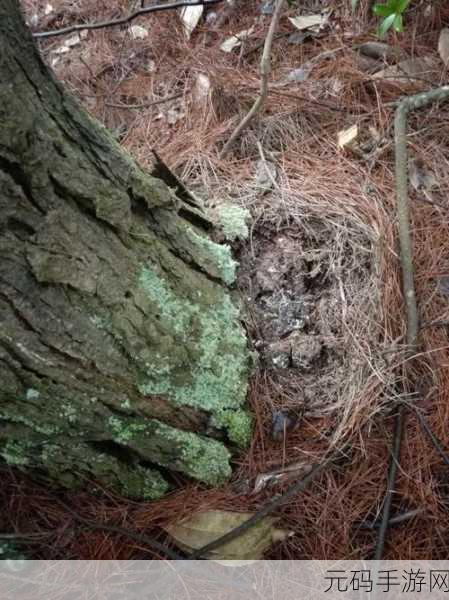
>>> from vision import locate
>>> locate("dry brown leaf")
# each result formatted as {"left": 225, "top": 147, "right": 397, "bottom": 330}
{"left": 253, "top": 461, "right": 313, "bottom": 494}
{"left": 220, "top": 27, "right": 254, "bottom": 52}
{"left": 129, "top": 25, "right": 148, "bottom": 40}
{"left": 164, "top": 510, "right": 292, "bottom": 560}
{"left": 438, "top": 28, "right": 449, "bottom": 67}
{"left": 338, "top": 124, "right": 359, "bottom": 150}
{"left": 193, "top": 73, "right": 211, "bottom": 103}
{"left": 288, "top": 14, "right": 327, "bottom": 32}
{"left": 372, "top": 55, "right": 439, "bottom": 89}
{"left": 179, "top": 5, "right": 203, "bottom": 39}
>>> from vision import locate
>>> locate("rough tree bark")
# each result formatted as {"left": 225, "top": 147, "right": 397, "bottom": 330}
{"left": 0, "top": 0, "right": 251, "bottom": 499}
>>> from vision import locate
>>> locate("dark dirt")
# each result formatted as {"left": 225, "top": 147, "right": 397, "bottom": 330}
{"left": 235, "top": 222, "right": 356, "bottom": 423}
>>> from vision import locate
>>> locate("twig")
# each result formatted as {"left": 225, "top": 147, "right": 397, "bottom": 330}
{"left": 374, "top": 409, "right": 404, "bottom": 560}
{"left": 189, "top": 453, "right": 336, "bottom": 559}
{"left": 256, "top": 141, "right": 278, "bottom": 189}
{"left": 105, "top": 92, "right": 183, "bottom": 110}
{"left": 374, "top": 85, "right": 449, "bottom": 561}
{"left": 219, "top": 0, "right": 286, "bottom": 158}
{"left": 411, "top": 406, "right": 449, "bottom": 468}
{"left": 58, "top": 502, "right": 183, "bottom": 560}
{"left": 420, "top": 319, "right": 449, "bottom": 329}
{"left": 33, "top": 0, "right": 224, "bottom": 39}
{"left": 359, "top": 507, "right": 424, "bottom": 530}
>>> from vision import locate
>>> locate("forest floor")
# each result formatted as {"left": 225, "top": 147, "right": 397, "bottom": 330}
{"left": 3, "top": 0, "right": 449, "bottom": 559}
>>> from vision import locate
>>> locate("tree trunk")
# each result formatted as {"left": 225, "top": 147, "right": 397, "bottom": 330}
{"left": 0, "top": 0, "right": 251, "bottom": 499}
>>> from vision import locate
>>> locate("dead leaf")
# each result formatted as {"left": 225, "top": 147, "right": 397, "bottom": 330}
{"left": 438, "top": 28, "right": 449, "bottom": 67}
{"left": 129, "top": 25, "right": 148, "bottom": 40}
{"left": 193, "top": 73, "right": 211, "bottom": 103}
{"left": 288, "top": 13, "right": 328, "bottom": 32}
{"left": 338, "top": 124, "right": 359, "bottom": 150}
{"left": 372, "top": 55, "right": 439, "bottom": 89}
{"left": 338, "top": 124, "right": 385, "bottom": 161}
{"left": 164, "top": 510, "right": 292, "bottom": 560}
{"left": 180, "top": 5, "right": 203, "bottom": 39}
{"left": 166, "top": 106, "right": 185, "bottom": 125}
{"left": 286, "top": 66, "right": 311, "bottom": 82}
{"left": 220, "top": 27, "right": 254, "bottom": 53}
{"left": 52, "top": 33, "right": 81, "bottom": 55}
{"left": 253, "top": 461, "right": 313, "bottom": 495}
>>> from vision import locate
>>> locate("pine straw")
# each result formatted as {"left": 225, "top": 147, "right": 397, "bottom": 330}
{"left": 3, "top": 0, "right": 449, "bottom": 559}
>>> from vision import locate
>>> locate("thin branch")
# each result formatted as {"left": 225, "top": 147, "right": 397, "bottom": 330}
{"left": 58, "top": 502, "right": 183, "bottom": 560}
{"left": 105, "top": 92, "right": 183, "bottom": 110}
{"left": 359, "top": 507, "right": 424, "bottom": 530}
{"left": 189, "top": 452, "right": 338, "bottom": 559}
{"left": 420, "top": 319, "right": 449, "bottom": 329}
{"left": 412, "top": 406, "right": 449, "bottom": 468}
{"left": 219, "top": 0, "right": 286, "bottom": 158}
{"left": 33, "top": 0, "right": 224, "bottom": 39}
{"left": 374, "top": 408, "right": 404, "bottom": 560}
{"left": 374, "top": 84, "right": 449, "bottom": 561}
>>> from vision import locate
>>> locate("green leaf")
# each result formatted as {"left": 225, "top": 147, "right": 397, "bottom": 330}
{"left": 373, "top": 3, "right": 393, "bottom": 18}
{"left": 164, "top": 510, "right": 292, "bottom": 560}
{"left": 393, "top": 13, "right": 404, "bottom": 32}
{"left": 396, "top": 0, "right": 410, "bottom": 13}
{"left": 378, "top": 13, "right": 396, "bottom": 37}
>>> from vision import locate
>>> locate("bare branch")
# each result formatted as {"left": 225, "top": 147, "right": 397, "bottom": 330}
{"left": 375, "top": 84, "right": 449, "bottom": 561}
{"left": 33, "top": 0, "right": 224, "bottom": 39}
{"left": 219, "top": 0, "right": 286, "bottom": 158}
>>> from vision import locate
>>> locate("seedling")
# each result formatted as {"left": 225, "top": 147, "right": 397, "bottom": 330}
{"left": 373, "top": 0, "right": 410, "bottom": 37}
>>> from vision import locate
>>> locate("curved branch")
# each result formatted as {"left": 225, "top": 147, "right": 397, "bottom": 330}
{"left": 375, "top": 84, "right": 449, "bottom": 561}
{"left": 33, "top": 0, "right": 224, "bottom": 39}
{"left": 219, "top": 0, "right": 286, "bottom": 158}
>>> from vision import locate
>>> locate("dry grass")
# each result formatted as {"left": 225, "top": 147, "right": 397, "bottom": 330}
{"left": 3, "top": 0, "right": 449, "bottom": 559}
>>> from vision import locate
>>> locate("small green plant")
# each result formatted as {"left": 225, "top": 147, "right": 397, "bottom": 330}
{"left": 351, "top": 0, "right": 410, "bottom": 38}
{"left": 373, "top": 0, "right": 410, "bottom": 37}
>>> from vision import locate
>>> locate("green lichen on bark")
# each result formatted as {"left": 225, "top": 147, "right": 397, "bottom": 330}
{"left": 185, "top": 229, "right": 237, "bottom": 285}
{"left": 40, "top": 442, "right": 169, "bottom": 500}
{"left": 137, "top": 266, "right": 251, "bottom": 447}
{"left": 108, "top": 415, "right": 232, "bottom": 486}
{"left": 217, "top": 205, "right": 250, "bottom": 241}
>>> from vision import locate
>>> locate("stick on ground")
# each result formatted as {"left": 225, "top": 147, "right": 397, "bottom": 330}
{"left": 219, "top": 0, "right": 286, "bottom": 158}
{"left": 374, "top": 84, "right": 449, "bottom": 561}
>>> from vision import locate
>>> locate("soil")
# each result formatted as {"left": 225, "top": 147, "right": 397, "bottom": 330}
{"left": 235, "top": 220, "right": 365, "bottom": 425}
